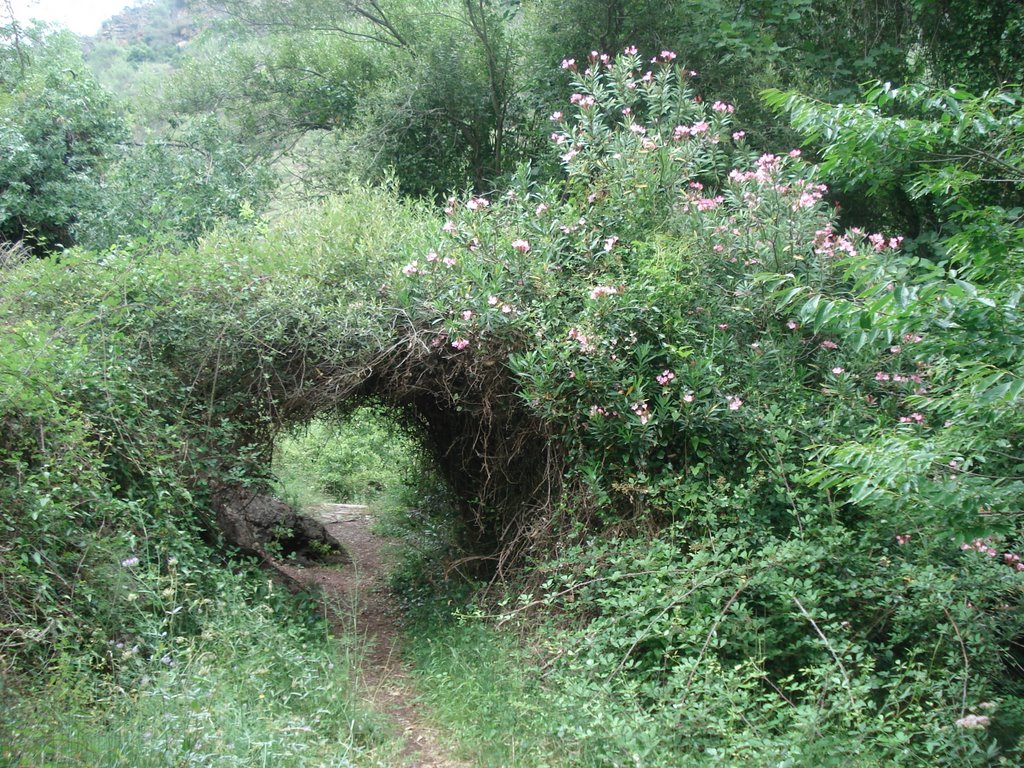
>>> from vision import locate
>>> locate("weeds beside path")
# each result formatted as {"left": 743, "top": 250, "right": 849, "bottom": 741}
{"left": 274, "top": 503, "right": 467, "bottom": 768}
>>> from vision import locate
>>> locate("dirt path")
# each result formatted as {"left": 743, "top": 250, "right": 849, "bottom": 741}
{"left": 273, "top": 503, "right": 465, "bottom": 768}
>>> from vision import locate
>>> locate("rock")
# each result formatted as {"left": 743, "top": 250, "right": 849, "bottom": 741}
{"left": 211, "top": 484, "right": 350, "bottom": 565}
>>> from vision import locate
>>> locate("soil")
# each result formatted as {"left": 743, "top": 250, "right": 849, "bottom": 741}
{"left": 271, "top": 503, "right": 466, "bottom": 768}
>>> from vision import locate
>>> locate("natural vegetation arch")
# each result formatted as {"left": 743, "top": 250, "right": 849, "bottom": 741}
{"left": 220, "top": 330, "right": 566, "bottom": 576}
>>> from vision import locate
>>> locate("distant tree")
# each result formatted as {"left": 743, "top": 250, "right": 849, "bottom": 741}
{"left": 0, "top": 23, "right": 126, "bottom": 254}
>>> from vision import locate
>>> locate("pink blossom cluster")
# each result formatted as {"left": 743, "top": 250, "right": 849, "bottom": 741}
{"left": 465, "top": 196, "right": 489, "bottom": 211}
{"left": 874, "top": 371, "right": 924, "bottom": 384}
{"left": 568, "top": 327, "right": 595, "bottom": 353}
{"left": 868, "top": 233, "right": 904, "bottom": 252}
{"left": 895, "top": 534, "right": 911, "bottom": 545}
{"left": 511, "top": 239, "right": 531, "bottom": 253}
{"left": 961, "top": 538, "right": 1024, "bottom": 572}
{"left": 674, "top": 121, "right": 709, "bottom": 140}
{"left": 630, "top": 400, "right": 651, "bottom": 424}
{"left": 813, "top": 228, "right": 859, "bottom": 258}
{"left": 898, "top": 412, "right": 925, "bottom": 424}
{"left": 791, "top": 180, "right": 828, "bottom": 211}
{"left": 656, "top": 369, "right": 676, "bottom": 386}
{"left": 451, "top": 338, "right": 470, "bottom": 350}
{"left": 712, "top": 101, "right": 735, "bottom": 113}
{"left": 589, "top": 285, "right": 619, "bottom": 299}
{"left": 726, "top": 395, "right": 743, "bottom": 410}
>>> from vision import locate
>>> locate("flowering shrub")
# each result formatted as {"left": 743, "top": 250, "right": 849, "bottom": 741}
{"left": 390, "top": 48, "right": 1024, "bottom": 762}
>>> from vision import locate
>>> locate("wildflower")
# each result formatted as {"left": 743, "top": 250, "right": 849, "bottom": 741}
{"left": 732, "top": 130, "right": 746, "bottom": 141}
{"left": 902, "top": 333, "right": 922, "bottom": 343}
{"left": 561, "top": 58, "right": 576, "bottom": 70}
{"left": 787, "top": 320, "right": 799, "bottom": 330}
{"left": 451, "top": 338, "right": 470, "bottom": 350}
{"left": 820, "top": 340, "right": 839, "bottom": 350}
{"left": 713, "top": 244, "right": 724, "bottom": 252}
{"left": 656, "top": 370, "right": 675, "bottom": 386}
{"left": 690, "top": 120, "right": 709, "bottom": 135}
{"left": 511, "top": 239, "right": 531, "bottom": 253}
{"left": 683, "top": 392, "right": 694, "bottom": 403}
{"left": 624, "top": 45, "right": 638, "bottom": 55}
{"left": 955, "top": 715, "right": 991, "bottom": 730}
{"left": 550, "top": 111, "right": 563, "bottom": 121}
{"left": 443, "top": 256, "right": 457, "bottom": 267}
{"left": 831, "top": 367, "right": 845, "bottom": 375}
{"left": 501, "top": 304, "right": 514, "bottom": 314}
{"left": 461, "top": 309, "right": 473, "bottom": 320}
{"left": 896, "top": 534, "right": 911, "bottom": 545}
{"left": 589, "top": 285, "right": 618, "bottom": 299}
{"left": 899, "top": 412, "right": 925, "bottom": 423}
{"left": 788, "top": 149, "right": 802, "bottom": 158}
{"left": 426, "top": 250, "right": 438, "bottom": 262}
{"left": 488, "top": 295, "right": 499, "bottom": 306}
{"left": 121, "top": 556, "right": 140, "bottom": 568}
{"left": 660, "top": 50, "right": 677, "bottom": 61}
{"left": 875, "top": 371, "right": 891, "bottom": 381}
{"left": 535, "top": 203, "right": 549, "bottom": 216}
{"left": 889, "top": 345, "right": 902, "bottom": 354}
{"left": 727, "top": 396, "right": 743, "bottom": 411}
{"left": 402, "top": 262, "right": 418, "bottom": 275}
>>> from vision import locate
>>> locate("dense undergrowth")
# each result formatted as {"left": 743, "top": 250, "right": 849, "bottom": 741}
{"left": 1, "top": 38, "right": 1023, "bottom": 767}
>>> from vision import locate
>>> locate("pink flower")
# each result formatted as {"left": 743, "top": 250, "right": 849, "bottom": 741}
{"left": 896, "top": 534, "right": 911, "bottom": 545}
{"left": 712, "top": 101, "right": 735, "bottom": 113}
{"left": 561, "top": 58, "right": 576, "bottom": 70}
{"left": 713, "top": 244, "right": 724, "bottom": 252}
{"left": 899, "top": 412, "right": 925, "bottom": 423}
{"left": 461, "top": 309, "right": 473, "bottom": 320}
{"left": 488, "top": 295, "right": 499, "bottom": 306}
{"left": 535, "top": 203, "right": 549, "bottom": 216}
{"left": 788, "top": 149, "right": 802, "bottom": 158}
{"left": 443, "top": 256, "right": 457, "bottom": 267}
{"left": 831, "top": 367, "right": 845, "bottom": 374}
{"left": 550, "top": 111, "right": 563, "bottom": 121}
{"left": 511, "top": 239, "right": 531, "bottom": 253}
{"left": 603, "top": 236, "right": 619, "bottom": 252}
{"left": 787, "top": 320, "right": 799, "bottom": 330}
{"left": 624, "top": 45, "right": 638, "bottom": 55}
{"left": 589, "top": 285, "right": 618, "bottom": 299}
{"left": 402, "top": 262, "right": 418, "bottom": 275}
{"left": 820, "top": 339, "right": 839, "bottom": 349}
{"left": 656, "top": 370, "right": 675, "bottom": 386}
{"left": 690, "top": 120, "right": 709, "bottom": 135}
{"left": 426, "top": 250, "right": 438, "bottom": 262}
{"left": 442, "top": 221, "right": 456, "bottom": 233}
{"left": 683, "top": 392, "right": 694, "bottom": 403}
{"left": 727, "top": 396, "right": 743, "bottom": 411}
{"left": 732, "top": 130, "right": 746, "bottom": 141}
{"left": 451, "top": 338, "right": 470, "bottom": 350}
{"left": 660, "top": 50, "right": 677, "bottom": 61}
{"left": 501, "top": 303, "right": 513, "bottom": 314}
{"left": 875, "top": 371, "right": 891, "bottom": 381}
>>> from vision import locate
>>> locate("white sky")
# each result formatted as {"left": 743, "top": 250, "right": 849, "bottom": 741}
{"left": 6, "top": 0, "right": 137, "bottom": 36}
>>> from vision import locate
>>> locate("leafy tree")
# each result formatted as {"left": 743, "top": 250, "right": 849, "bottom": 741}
{"left": 0, "top": 23, "right": 127, "bottom": 253}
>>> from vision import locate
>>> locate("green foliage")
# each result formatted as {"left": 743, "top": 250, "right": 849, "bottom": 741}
{"left": 0, "top": 24, "right": 127, "bottom": 252}
{"left": 274, "top": 408, "right": 423, "bottom": 506}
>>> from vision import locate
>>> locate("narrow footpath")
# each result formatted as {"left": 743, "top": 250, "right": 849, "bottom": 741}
{"left": 274, "top": 503, "right": 466, "bottom": 768}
